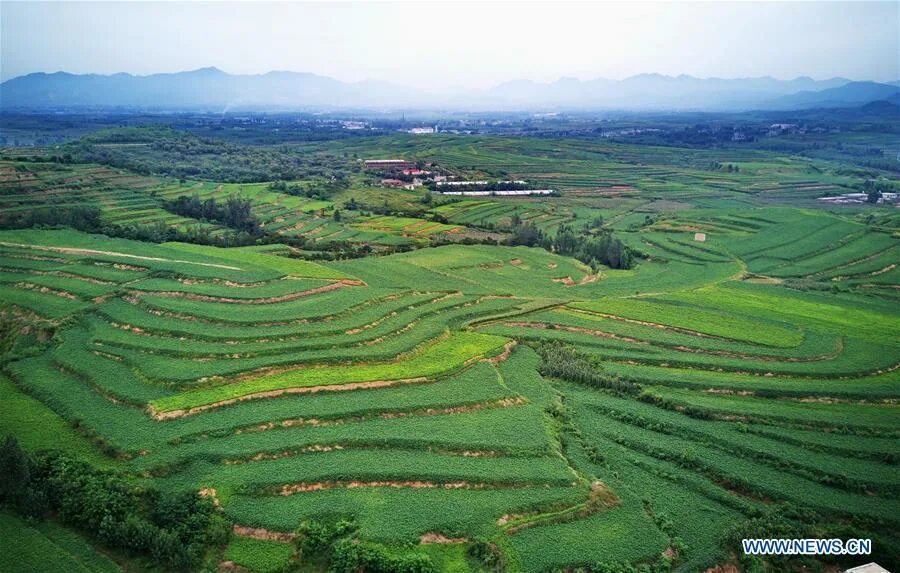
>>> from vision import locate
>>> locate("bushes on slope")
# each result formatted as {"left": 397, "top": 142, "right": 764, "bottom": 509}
{"left": 0, "top": 436, "right": 230, "bottom": 570}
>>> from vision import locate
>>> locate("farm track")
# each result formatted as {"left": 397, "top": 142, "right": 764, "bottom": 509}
{"left": 131, "top": 279, "right": 348, "bottom": 304}
{"left": 0, "top": 241, "right": 241, "bottom": 270}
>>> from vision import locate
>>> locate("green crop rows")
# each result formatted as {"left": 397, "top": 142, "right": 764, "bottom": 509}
{"left": 1, "top": 131, "right": 898, "bottom": 572}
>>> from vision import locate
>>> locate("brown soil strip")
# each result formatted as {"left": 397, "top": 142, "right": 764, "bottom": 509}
{"left": 831, "top": 263, "right": 896, "bottom": 281}
{"left": 224, "top": 444, "right": 501, "bottom": 466}
{"left": 150, "top": 377, "right": 428, "bottom": 420}
{"left": 14, "top": 282, "right": 79, "bottom": 300}
{"left": 489, "top": 341, "right": 518, "bottom": 364}
{"left": 579, "top": 273, "right": 600, "bottom": 285}
{"left": 279, "top": 480, "right": 501, "bottom": 495}
{"left": 420, "top": 533, "right": 467, "bottom": 544}
{"left": 137, "top": 280, "right": 347, "bottom": 304}
{"left": 203, "top": 396, "right": 526, "bottom": 441}
{"left": 232, "top": 525, "right": 295, "bottom": 542}
{"left": 552, "top": 276, "right": 575, "bottom": 287}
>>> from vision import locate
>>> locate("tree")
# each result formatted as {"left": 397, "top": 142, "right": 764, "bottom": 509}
{"left": 510, "top": 223, "right": 541, "bottom": 247}
{"left": 333, "top": 209, "right": 342, "bottom": 222}
{"left": 866, "top": 189, "right": 883, "bottom": 204}
{"left": 0, "top": 436, "right": 29, "bottom": 501}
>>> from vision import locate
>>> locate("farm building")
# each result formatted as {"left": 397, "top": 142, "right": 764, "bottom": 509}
{"left": 364, "top": 159, "right": 416, "bottom": 170}
{"left": 436, "top": 180, "right": 489, "bottom": 187}
{"left": 438, "top": 189, "right": 555, "bottom": 197}
{"left": 381, "top": 178, "right": 405, "bottom": 187}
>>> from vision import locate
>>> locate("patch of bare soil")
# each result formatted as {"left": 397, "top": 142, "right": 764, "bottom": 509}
{"left": 479, "top": 261, "right": 504, "bottom": 269}
{"left": 579, "top": 273, "right": 600, "bottom": 285}
{"left": 489, "top": 341, "right": 518, "bottom": 364}
{"left": 113, "top": 263, "right": 147, "bottom": 271}
{"left": 232, "top": 525, "right": 295, "bottom": 542}
{"left": 420, "top": 533, "right": 467, "bottom": 544}
{"left": 552, "top": 276, "right": 575, "bottom": 287}
{"left": 199, "top": 488, "right": 220, "bottom": 507}
{"left": 509, "top": 258, "right": 522, "bottom": 266}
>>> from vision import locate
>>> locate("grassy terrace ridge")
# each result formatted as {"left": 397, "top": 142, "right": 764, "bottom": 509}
{"left": 148, "top": 331, "right": 510, "bottom": 414}
{"left": 567, "top": 297, "right": 805, "bottom": 347}
{"left": 161, "top": 242, "right": 354, "bottom": 280}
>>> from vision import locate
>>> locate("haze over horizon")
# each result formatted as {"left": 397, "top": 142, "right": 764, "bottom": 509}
{"left": 2, "top": 1, "right": 898, "bottom": 90}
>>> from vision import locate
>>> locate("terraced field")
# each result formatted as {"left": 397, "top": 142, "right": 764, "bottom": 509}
{"left": 0, "top": 162, "right": 473, "bottom": 247}
{"left": 1, "top": 213, "right": 898, "bottom": 572}
{"left": 0, "top": 160, "right": 223, "bottom": 233}
{"left": 1, "top": 132, "right": 898, "bottom": 572}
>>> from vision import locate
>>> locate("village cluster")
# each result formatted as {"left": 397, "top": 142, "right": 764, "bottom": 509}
{"left": 362, "top": 158, "right": 557, "bottom": 196}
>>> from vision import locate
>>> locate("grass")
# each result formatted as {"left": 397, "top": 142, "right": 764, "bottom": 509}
{"left": 162, "top": 242, "right": 352, "bottom": 280}
{"left": 2, "top": 131, "right": 899, "bottom": 571}
{"left": 0, "top": 375, "right": 113, "bottom": 467}
{"left": 149, "top": 331, "right": 509, "bottom": 412}
{"left": 223, "top": 537, "right": 294, "bottom": 573}
{"left": 0, "top": 511, "right": 122, "bottom": 573}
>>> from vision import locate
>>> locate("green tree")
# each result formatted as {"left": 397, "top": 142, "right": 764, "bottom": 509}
{"left": 0, "top": 436, "right": 29, "bottom": 501}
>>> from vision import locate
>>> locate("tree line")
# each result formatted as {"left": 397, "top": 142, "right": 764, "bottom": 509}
{"left": 508, "top": 220, "right": 635, "bottom": 270}
{"left": 0, "top": 437, "right": 231, "bottom": 570}
{"left": 163, "top": 193, "right": 260, "bottom": 234}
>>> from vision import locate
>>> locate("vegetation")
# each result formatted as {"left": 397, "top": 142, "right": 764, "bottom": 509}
{"left": 0, "top": 116, "right": 898, "bottom": 572}
{"left": 0, "top": 438, "right": 230, "bottom": 570}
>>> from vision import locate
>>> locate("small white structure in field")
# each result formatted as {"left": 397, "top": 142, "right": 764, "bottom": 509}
{"left": 694, "top": 232, "right": 707, "bottom": 242}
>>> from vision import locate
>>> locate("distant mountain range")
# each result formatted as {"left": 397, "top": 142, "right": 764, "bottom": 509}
{"left": 2, "top": 68, "right": 898, "bottom": 112}
{"left": 765, "top": 81, "right": 900, "bottom": 109}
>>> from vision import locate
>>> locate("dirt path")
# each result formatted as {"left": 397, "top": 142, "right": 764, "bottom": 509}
{"left": 150, "top": 377, "right": 428, "bottom": 420}
{"left": 139, "top": 280, "right": 348, "bottom": 304}
{"left": 0, "top": 241, "right": 242, "bottom": 270}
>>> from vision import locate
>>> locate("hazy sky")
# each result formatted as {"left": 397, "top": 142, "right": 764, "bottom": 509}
{"left": 2, "top": 1, "right": 898, "bottom": 89}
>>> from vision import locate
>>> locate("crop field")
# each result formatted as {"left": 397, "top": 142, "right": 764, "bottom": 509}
{"left": 1, "top": 130, "right": 898, "bottom": 573}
